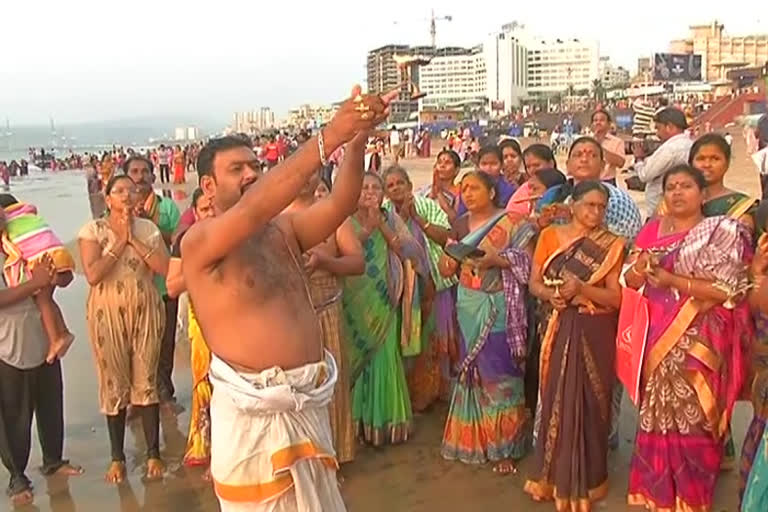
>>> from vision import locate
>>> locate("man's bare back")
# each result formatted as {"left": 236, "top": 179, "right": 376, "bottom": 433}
{"left": 189, "top": 216, "right": 323, "bottom": 372}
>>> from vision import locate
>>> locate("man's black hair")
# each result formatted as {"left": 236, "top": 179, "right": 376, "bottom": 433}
{"left": 655, "top": 107, "right": 688, "bottom": 131}
{"left": 197, "top": 136, "right": 253, "bottom": 178}
{"left": 122, "top": 155, "right": 154, "bottom": 175}
{"left": 0, "top": 193, "right": 19, "bottom": 208}
{"left": 591, "top": 110, "right": 612, "bottom": 123}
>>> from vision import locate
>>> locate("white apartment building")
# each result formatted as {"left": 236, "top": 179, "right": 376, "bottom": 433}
{"left": 419, "top": 46, "right": 487, "bottom": 111}
{"left": 232, "top": 108, "right": 276, "bottom": 134}
{"left": 484, "top": 23, "right": 528, "bottom": 114}
{"left": 527, "top": 38, "right": 600, "bottom": 96}
{"left": 599, "top": 56, "right": 631, "bottom": 88}
{"left": 286, "top": 104, "right": 338, "bottom": 128}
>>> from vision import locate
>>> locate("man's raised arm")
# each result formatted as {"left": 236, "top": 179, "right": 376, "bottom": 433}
{"left": 183, "top": 86, "right": 393, "bottom": 270}
{"left": 292, "top": 131, "right": 367, "bottom": 252}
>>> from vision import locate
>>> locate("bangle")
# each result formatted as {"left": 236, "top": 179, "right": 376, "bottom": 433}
{"left": 422, "top": 221, "right": 432, "bottom": 231}
{"left": 628, "top": 265, "right": 641, "bottom": 277}
{"left": 142, "top": 247, "right": 155, "bottom": 260}
{"left": 106, "top": 250, "right": 118, "bottom": 260}
{"left": 317, "top": 130, "right": 328, "bottom": 167}
{"left": 686, "top": 279, "right": 692, "bottom": 295}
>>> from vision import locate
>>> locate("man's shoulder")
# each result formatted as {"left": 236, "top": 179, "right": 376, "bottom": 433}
{"left": 159, "top": 196, "right": 181, "bottom": 212}
{"left": 606, "top": 184, "right": 639, "bottom": 209}
{"left": 669, "top": 133, "right": 693, "bottom": 147}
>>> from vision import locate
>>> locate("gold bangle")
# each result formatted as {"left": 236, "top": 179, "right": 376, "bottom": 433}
{"left": 423, "top": 221, "right": 432, "bottom": 231}
{"left": 142, "top": 247, "right": 155, "bottom": 260}
{"left": 686, "top": 279, "right": 692, "bottom": 295}
{"left": 106, "top": 249, "right": 118, "bottom": 259}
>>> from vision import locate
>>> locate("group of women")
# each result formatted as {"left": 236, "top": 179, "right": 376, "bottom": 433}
{"left": 72, "top": 129, "right": 768, "bottom": 510}
{"left": 342, "top": 131, "right": 768, "bottom": 511}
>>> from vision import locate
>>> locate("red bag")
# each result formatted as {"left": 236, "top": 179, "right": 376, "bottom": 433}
{"left": 616, "top": 287, "right": 650, "bottom": 405}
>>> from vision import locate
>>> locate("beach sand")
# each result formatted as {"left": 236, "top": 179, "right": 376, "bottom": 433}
{"left": 4, "top": 133, "right": 758, "bottom": 511}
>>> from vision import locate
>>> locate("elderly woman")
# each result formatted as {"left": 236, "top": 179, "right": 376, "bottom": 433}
{"left": 383, "top": 165, "right": 456, "bottom": 410}
{"left": 525, "top": 181, "right": 625, "bottom": 511}
{"left": 344, "top": 172, "right": 424, "bottom": 446}
{"left": 78, "top": 174, "right": 169, "bottom": 483}
{"left": 625, "top": 165, "right": 752, "bottom": 511}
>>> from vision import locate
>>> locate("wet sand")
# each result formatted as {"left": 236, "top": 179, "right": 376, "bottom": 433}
{"left": 4, "top": 134, "right": 758, "bottom": 511}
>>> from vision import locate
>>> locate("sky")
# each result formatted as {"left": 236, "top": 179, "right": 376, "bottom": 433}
{"left": 1, "top": 0, "right": 764, "bottom": 126}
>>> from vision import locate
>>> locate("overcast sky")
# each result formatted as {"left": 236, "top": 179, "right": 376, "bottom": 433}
{"left": 1, "top": 0, "right": 763, "bottom": 125}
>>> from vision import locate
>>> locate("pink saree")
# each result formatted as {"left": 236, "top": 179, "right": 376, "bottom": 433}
{"left": 627, "top": 216, "right": 753, "bottom": 511}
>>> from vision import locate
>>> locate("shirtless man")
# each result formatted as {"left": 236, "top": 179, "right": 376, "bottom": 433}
{"left": 285, "top": 171, "right": 365, "bottom": 465}
{"left": 182, "top": 86, "right": 393, "bottom": 511}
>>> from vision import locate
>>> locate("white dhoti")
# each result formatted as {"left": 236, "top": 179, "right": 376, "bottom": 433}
{"left": 209, "top": 351, "right": 346, "bottom": 512}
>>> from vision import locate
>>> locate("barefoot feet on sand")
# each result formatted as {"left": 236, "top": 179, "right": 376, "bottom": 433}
{"left": 145, "top": 458, "right": 165, "bottom": 481}
{"left": 160, "top": 401, "right": 185, "bottom": 415}
{"left": 51, "top": 463, "right": 84, "bottom": 477}
{"left": 46, "top": 332, "right": 75, "bottom": 364}
{"left": 492, "top": 460, "right": 517, "bottom": 475}
{"left": 105, "top": 461, "right": 126, "bottom": 484}
{"left": 10, "top": 489, "right": 33, "bottom": 508}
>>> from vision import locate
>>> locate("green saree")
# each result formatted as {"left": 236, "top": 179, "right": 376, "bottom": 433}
{"left": 344, "top": 217, "right": 413, "bottom": 446}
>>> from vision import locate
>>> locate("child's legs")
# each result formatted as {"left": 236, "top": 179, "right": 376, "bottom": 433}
{"left": 34, "top": 287, "right": 62, "bottom": 345}
{"left": 34, "top": 285, "right": 71, "bottom": 341}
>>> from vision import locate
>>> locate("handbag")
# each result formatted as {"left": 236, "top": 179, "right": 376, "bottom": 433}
{"left": 616, "top": 286, "right": 650, "bottom": 405}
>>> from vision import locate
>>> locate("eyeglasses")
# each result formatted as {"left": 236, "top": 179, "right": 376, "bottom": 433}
{"left": 109, "top": 187, "right": 137, "bottom": 196}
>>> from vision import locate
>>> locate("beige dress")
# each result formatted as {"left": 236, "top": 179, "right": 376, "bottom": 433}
{"left": 309, "top": 271, "right": 355, "bottom": 464}
{"left": 78, "top": 218, "right": 165, "bottom": 416}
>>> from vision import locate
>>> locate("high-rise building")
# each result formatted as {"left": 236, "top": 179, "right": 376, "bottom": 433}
{"left": 231, "top": 107, "right": 276, "bottom": 134}
{"left": 366, "top": 44, "right": 472, "bottom": 121}
{"left": 599, "top": 57, "right": 630, "bottom": 88}
{"left": 286, "top": 104, "right": 338, "bottom": 128}
{"left": 257, "top": 107, "right": 275, "bottom": 130}
{"left": 419, "top": 46, "right": 487, "bottom": 112}
{"left": 670, "top": 21, "right": 768, "bottom": 82}
{"left": 527, "top": 37, "right": 600, "bottom": 96}
{"left": 367, "top": 22, "right": 609, "bottom": 117}
{"left": 484, "top": 23, "right": 528, "bottom": 114}
{"left": 366, "top": 44, "right": 414, "bottom": 122}
{"left": 637, "top": 57, "right": 652, "bottom": 78}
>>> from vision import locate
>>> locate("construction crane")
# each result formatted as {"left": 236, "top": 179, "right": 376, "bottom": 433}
{"left": 393, "top": 9, "right": 453, "bottom": 47}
